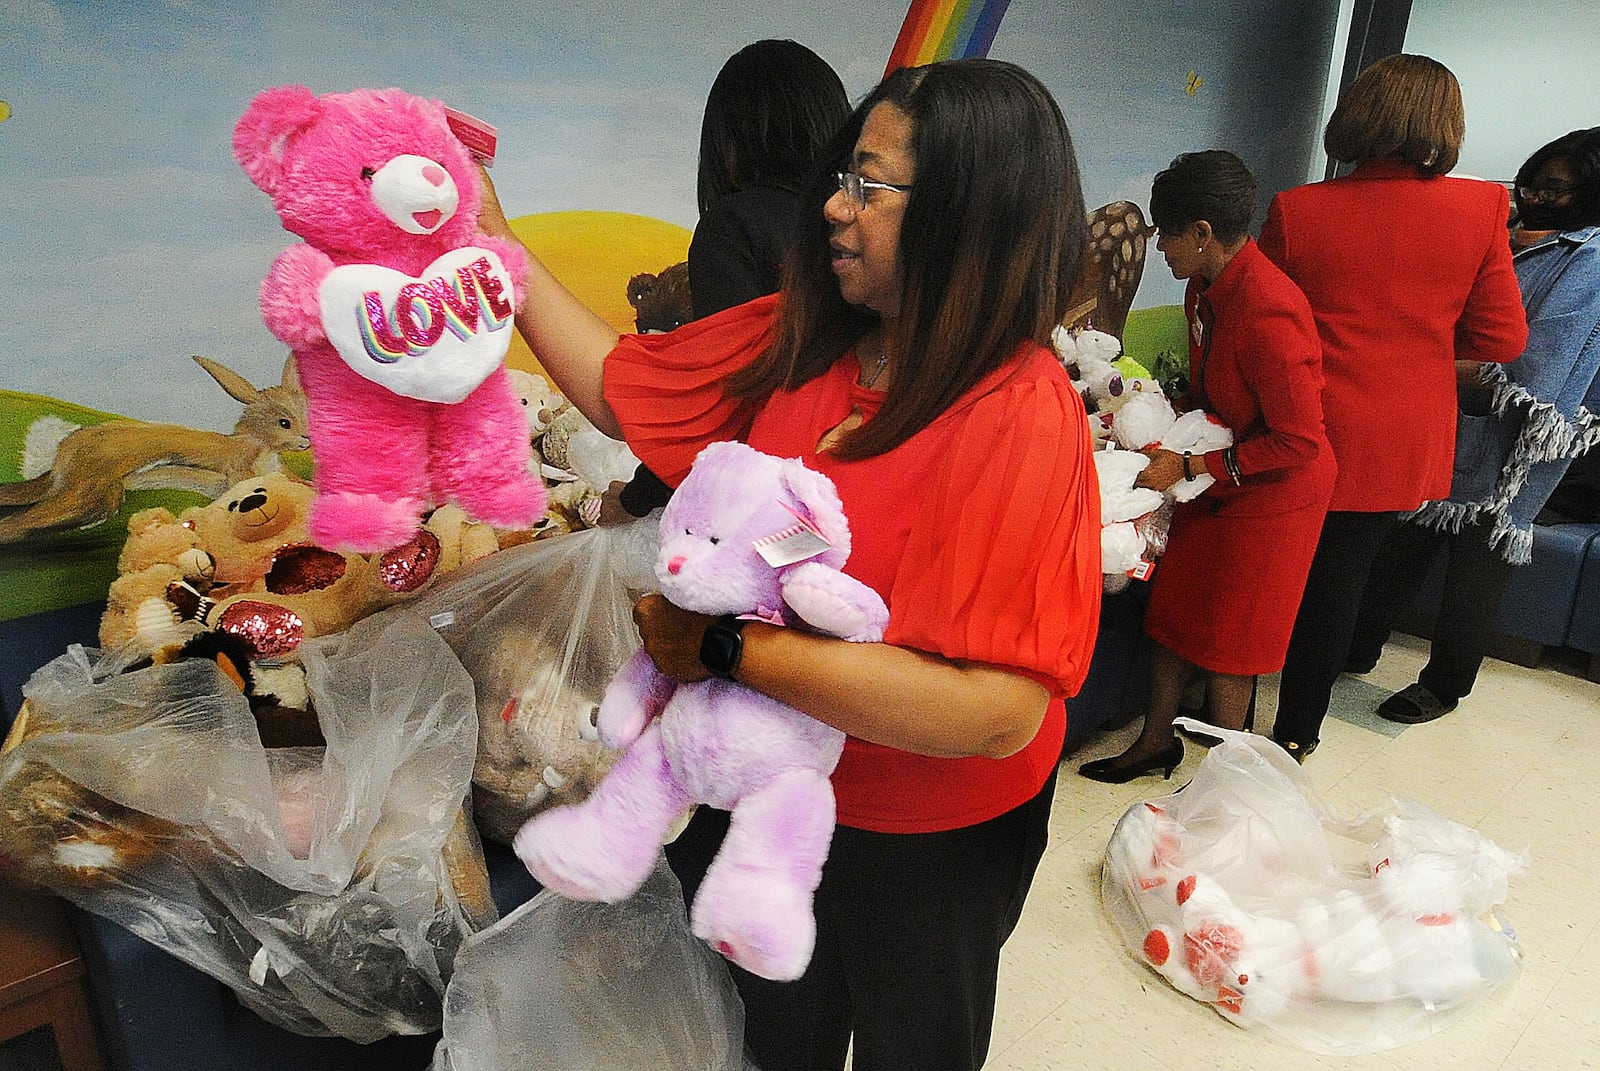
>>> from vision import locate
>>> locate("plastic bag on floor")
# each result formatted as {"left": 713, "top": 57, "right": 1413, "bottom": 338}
{"left": 1101, "top": 719, "right": 1527, "bottom": 1055}
{"left": 0, "top": 609, "right": 493, "bottom": 1042}
{"left": 410, "top": 518, "right": 659, "bottom": 844}
{"left": 431, "top": 857, "right": 751, "bottom": 1071}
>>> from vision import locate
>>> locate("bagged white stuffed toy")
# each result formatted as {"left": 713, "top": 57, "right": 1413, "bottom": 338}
{"left": 1103, "top": 720, "right": 1526, "bottom": 1055}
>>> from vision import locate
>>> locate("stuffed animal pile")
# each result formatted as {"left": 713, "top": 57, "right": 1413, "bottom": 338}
{"left": 234, "top": 85, "right": 545, "bottom": 554}
{"left": 1054, "top": 325, "right": 1233, "bottom": 586}
{"left": 100, "top": 472, "right": 444, "bottom": 661}
{"left": 1053, "top": 325, "right": 1158, "bottom": 442}
{"left": 95, "top": 472, "right": 480, "bottom": 745}
{"left": 1103, "top": 722, "right": 1525, "bottom": 1053}
{"left": 515, "top": 441, "right": 889, "bottom": 981}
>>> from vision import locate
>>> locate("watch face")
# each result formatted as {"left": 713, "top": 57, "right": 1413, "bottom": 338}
{"left": 699, "top": 619, "right": 744, "bottom": 678}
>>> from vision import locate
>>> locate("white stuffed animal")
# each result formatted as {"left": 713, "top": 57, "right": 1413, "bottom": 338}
{"left": 1111, "top": 393, "right": 1234, "bottom": 503}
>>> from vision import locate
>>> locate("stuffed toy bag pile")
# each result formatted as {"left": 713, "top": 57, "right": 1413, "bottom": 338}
{"left": 0, "top": 610, "right": 494, "bottom": 1041}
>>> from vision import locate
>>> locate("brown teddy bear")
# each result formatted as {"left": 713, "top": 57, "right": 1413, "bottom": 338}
{"left": 469, "top": 632, "right": 619, "bottom": 845}
{"left": 627, "top": 261, "right": 692, "bottom": 334}
{"left": 101, "top": 473, "right": 448, "bottom": 661}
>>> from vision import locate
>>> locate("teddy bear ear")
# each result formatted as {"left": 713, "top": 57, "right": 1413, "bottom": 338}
{"left": 776, "top": 459, "right": 851, "bottom": 563}
{"left": 233, "top": 84, "right": 323, "bottom": 196}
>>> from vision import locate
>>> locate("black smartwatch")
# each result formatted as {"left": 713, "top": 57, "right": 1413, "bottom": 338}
{"left": 699, "top": 614, "right": 749, "bottom": 679}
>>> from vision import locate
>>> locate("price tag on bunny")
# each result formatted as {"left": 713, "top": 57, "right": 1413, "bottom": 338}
{"left": 320, "top": 247, "right": 515, "bottom": 404}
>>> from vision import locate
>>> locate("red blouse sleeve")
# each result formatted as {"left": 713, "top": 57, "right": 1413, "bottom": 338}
{"left": 885, "top": 369, "right": 1103, "bottom": 698}
{"left": 602, "top": 294, "right": 777, "bottom": 486}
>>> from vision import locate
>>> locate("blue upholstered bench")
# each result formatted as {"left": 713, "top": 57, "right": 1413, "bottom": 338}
{"left": 1399, "top": 521, "right": 1600, "bottom": 669}
{"left": 1566, "top": 536, "right": 1600, "bottom": 681}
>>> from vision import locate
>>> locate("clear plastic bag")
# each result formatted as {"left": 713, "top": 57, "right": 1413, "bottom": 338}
{"left": 409, "top": 518, "right": 659, "bottom": 844}
{"left": 0, "top": 609, "right": 493, "bottom": 1042}
{"left": 1102, "top": 720, "right": 1527, "bottom": 1054}
{"left": 430, "top": 857, "right": 752, "bottom": 1071}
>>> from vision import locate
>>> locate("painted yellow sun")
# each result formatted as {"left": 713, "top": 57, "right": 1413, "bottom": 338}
{"left": 504, "top": 211, "right": 691, "bottom": 381}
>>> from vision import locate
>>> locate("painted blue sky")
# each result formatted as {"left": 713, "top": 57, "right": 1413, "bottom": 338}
{"left": 0, "top": 0, "right": 1338, "bottom": 427}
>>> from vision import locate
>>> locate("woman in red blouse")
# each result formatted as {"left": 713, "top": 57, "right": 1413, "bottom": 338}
{"left": 481, "top": 60, "right": 1101, "bottom": 1071}
{"left": 1258, "top": 54, "right": 1527, "bottom": 760}
{"left": 1080, "top": 151, "right": 1335, "bottom": 783}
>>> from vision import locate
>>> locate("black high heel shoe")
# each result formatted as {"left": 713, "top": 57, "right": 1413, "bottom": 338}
{"left": 1078, "top": 739, "right": 1184, "bottom": 784}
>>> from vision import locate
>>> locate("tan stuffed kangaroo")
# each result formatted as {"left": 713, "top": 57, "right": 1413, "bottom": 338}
{"left": 0, "top": 356, "right": 309, "bottom": 544}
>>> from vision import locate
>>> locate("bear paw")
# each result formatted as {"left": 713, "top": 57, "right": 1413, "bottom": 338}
{"left": 692, "top": 867, "right": 817, "bottom": 982}
{"left": 781, "top": 562, "right": 889, "bottom": 641}
{"left": 308, "top": 493, "right": 425, "bottom": 554}
{"left": 513, "top": 803, "right": 658, "bottom": 903}
{"left": 451, "top": 474, "right": 546, "bottom": 531}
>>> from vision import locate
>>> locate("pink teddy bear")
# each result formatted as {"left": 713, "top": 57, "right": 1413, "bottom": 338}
{"left": 233, "top": 85, "right": 545, "bottom": 553}
{"left": 515, "top": 441, "right": 889, "bottom": 981}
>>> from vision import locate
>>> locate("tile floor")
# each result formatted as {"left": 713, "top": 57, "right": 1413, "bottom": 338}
{"left": 990, "top": 632, "right": 1600, "bottom": 1071}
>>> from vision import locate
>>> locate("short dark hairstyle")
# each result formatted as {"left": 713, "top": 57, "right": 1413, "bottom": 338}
{"left": 1514, "top": 126, "right": 1600, "bottom": 231}
{"left": 729, "top": 58, "right": 1087, "bottom": 460}
{"left": 1149, "top": 150, "right": 1258, "bottom": 243}
{"left": 1324, "top": 53, "right": 1464, "bottom": 175}
{"left": 696, "top": 40, "right": 851, "bottom": 215}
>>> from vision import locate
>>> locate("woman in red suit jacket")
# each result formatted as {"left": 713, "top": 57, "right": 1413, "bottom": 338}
{"left": 1258, "top": 54, "right": 1528, "bottom": 760}
{"left": 1081, "top": 151, "right": 1335, "bottom": 783}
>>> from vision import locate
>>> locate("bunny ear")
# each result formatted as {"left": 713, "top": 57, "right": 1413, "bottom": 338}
{"left": 233, "top": 84, "right": 323, "bottom": 196}
{"left": 776, "top": 458, "right": 851, "bottom": 565}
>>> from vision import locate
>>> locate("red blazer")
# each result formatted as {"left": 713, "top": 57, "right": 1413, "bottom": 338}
{"left": 1186, "top": 239, "right": 1336, "bottom": 517}
{"left": 1258, "top": 159, "right": 1528, "bottom": 511}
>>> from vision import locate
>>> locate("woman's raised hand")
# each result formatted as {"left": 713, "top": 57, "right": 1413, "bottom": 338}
{"left": 475, "top": 162, "right": 515, "bottom": 242}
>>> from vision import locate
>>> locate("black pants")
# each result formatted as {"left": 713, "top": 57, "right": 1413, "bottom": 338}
{"left": 665, "top": 772, "right": 1057, "bottom": 1071}
{"left": 1346, "top": 518, "right": 1516, "bottom": 703}
{"left": 1271, "top": 509, "right": 1398, "bottom": 746}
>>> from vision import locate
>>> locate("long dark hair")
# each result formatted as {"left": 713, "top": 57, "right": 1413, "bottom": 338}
{"left": 696, "top": 40, "right": 851, "bottom": 215}
{"left": 730, "top": 58, "right": 1087, "bottom": 460}
{"left": 1149, "top": 150, "right": 1258, "bottom": 242}
{"left": 1514, "top": 126, "right": 1600, "bottom": 232}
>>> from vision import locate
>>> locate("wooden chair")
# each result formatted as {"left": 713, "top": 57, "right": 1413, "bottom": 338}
{"left": 0, "top": 880, "right": 106, "bottom": 1071}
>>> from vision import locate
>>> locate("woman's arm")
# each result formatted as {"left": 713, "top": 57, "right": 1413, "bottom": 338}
{"left": 633, "top": 593, "right": 1050, "bottom": 760}
{"left": 1223, "top": 301, "right": 1327, "bottom": 476}
{"left": 1456, "top": 185, "right": 1530, "bottom": 366}
{"left": 477, "top": 165, "right": 624, "bottom": 436}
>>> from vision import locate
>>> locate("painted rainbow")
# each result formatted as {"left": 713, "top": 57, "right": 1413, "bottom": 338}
{"left": 885, "top": 0, "right": 1013, "bottom": 74}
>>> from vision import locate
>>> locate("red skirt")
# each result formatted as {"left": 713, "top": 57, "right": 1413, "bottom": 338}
{"left": 1144, "top": 497, "right": 1326, "bottom": 676}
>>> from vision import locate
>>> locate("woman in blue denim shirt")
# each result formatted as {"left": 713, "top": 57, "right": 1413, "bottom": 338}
{"left": 1348, "top": 126, "right": 1600, "bottom": 723}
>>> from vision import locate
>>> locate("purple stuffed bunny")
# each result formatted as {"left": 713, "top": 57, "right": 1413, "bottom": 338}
{"left": 514, "top": 440, "right": 888, "bottom": 981}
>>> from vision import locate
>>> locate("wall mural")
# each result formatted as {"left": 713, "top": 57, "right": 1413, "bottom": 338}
{"left": 0, "top": 0, "right": 1340, "bottom": 612}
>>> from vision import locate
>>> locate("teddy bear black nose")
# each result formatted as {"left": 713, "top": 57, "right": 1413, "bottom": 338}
{"left": 238, "top": 492, "right": 268, "bottom": 513}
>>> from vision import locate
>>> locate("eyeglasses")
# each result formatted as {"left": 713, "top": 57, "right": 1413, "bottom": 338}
{"left": 1517, "top": 183, "right": 1582, "bottom": 204}
{"left": 834, "top": 170, "right": 913, "bottom": 210}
